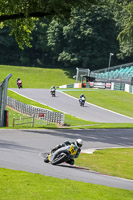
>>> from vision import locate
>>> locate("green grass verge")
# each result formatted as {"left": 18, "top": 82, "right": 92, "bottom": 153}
{"left": 0, "top": 168, "right": 133, "bottom": 200}
{"left": 65, "top": 89, "right": 133, "bottom": 118}
{"left": 0, "top": 65, "right": 75, "bottom": 88}
{"left": 75, "top": 148, "right": 133, "bottom": 180}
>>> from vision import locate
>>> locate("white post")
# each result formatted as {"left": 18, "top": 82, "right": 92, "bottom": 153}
{"left": 108, "top": 53, "right": 114, "bottom": 79}
{"left": 76, "top": 68, "right": 79, "bottom": 83}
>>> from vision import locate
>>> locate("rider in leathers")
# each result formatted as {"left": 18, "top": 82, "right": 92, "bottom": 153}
{"left": 50, "top": 86, "right": 56, "bottom": 92}
{"left": 79, "top": 93, "right": 86, "bottom": 102}
{"left": 51, "top": 139, "right": 83, "bottom": 165}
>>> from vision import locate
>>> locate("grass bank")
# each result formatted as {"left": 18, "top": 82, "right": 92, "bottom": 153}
{"left": 75, "top": 148, "right": 133, "bottom": 180}
{"left": 0, "top": 168, "right": 133, "bottom": 200}
{"left": 0, "top": 65, "right": 75, "bottom": 88}
{"left": 65, "top": 89, "right": 133, "bottom": 118}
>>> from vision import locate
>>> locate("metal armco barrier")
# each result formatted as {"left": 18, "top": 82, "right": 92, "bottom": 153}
{"left": 0, "top": 74, "right": 12, "bottom": 127}
{"left": 7, "top": 96, "right": 65, "bottom": 125}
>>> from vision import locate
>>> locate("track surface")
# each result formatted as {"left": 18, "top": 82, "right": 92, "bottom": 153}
{"left": 0, "top": 129, "right": 133, "bottom": 191}
{"left": 10, "top": 88, "right": 133, "bottom": 123}
{"left": 3, "top": 88, "right": 133, "bottom": 190}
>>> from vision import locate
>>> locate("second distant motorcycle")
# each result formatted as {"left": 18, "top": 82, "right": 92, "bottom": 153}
{"left": 51, "top": 89, "right": 56, "bottom": 97}
{"left": 50, "top": 86, "right": 56, "bottom": 97}
{"left": 79, "top": 93, "right": 86, "bottom": 107}
{"left": 79, "top": 97, "right": 85, "bottom": 106}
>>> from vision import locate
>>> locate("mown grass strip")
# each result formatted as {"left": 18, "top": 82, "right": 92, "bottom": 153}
{"left": 0, "top": 168, "right": 133, "bottom": 200}
{"left": 0, "top": 65, "right": 75, "bottom": 88}
{"left": 75, "top": 148, "right": 133, "bottom": 180}
{"left": 65, "top": 89, "right": 133, "bottom": 118}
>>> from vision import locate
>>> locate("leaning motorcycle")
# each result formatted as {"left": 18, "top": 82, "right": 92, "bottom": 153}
{"left": 44, "top": 144, "right": 78, "bottom": 165}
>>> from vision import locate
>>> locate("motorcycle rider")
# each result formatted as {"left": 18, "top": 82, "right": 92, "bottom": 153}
{"left": 16, "top": 77, "right": 22, "bottom": 88}
{"left": 79, "top": 93, "right": 86, "bottom": 103}
{"left": 50, "top": 86, "right": 56, "bottom": 94}
{"left": 50, "top": 139, "right": 83, "bottom": 165}
{"left": 16, "top": 77, "right": 20, "bottom": 85}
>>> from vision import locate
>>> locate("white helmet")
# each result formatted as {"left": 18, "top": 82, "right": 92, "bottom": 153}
{"left": 76, "top": 139, "right": 83, "bottom": 148}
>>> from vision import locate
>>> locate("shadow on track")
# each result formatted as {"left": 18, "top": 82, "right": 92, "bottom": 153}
{"left": 25, "top": 129, "right": 133, "bottom": 147}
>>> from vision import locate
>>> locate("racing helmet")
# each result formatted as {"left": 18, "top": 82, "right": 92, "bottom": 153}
{"left": 75, "top": 139, "right": 83, "bottom": 148}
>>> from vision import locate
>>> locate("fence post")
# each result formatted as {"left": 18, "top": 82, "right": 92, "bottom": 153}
{"left": 13, "top": 116, "right": 15, "bottom": 127}
{"left": 32, "top": 115, "right": 34, "bottom": 128}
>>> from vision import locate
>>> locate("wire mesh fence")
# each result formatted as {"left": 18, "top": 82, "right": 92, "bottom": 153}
{"left": 7, "top": 96, "right": 65, "bottom": 125}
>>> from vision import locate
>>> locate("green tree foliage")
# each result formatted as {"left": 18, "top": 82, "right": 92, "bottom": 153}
{"left": 0, "top": 0, "right": 102, "bottom": 48}
{"left": 0, "top": 0, "right": 133, "bottom": 68}
{"left": 47, "top": 6, "right": 119, "bottom": 69}
{"left": 0, "top": 19, "right": 52, "bottom": 67}
{"left": 0, "top": 0, "right": 101, "bottom": 21}
{"left": 0, "top": 27, "right": 20, "bottom": 64}
{"left": 19, "top": 19, "right": 52, "bottom": 66}
{"left": 113, "top": 0, "right": 133, "bottom": 58}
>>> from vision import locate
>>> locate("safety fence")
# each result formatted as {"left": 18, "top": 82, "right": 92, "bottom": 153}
{"left": 7, "top": 96, "right": 65, "bottom": 125}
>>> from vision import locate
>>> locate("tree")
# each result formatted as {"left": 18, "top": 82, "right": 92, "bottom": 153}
{"left": 47, "top": 6, "right": 119, "bottom": 69}
{"left": 0, "top": 0, "right": 102, "bottom": 48}
{"left": 20, "top": 19, "right": 53, "bottom": 66}
{"left": 0, "top": 0, "right": 103, "bottom": 21}
{"left": 113, "top": 0, "right": 133, "bottom": 58}
{"left": 0, "top": 26, "right": 28, "bottom": 65}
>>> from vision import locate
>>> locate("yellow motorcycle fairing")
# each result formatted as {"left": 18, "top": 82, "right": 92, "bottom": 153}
{"left": 48, "top": 153, "right": 51, "bottom": 161}
{"left": 69, "top": 144, "right": 77, "bottom": 155}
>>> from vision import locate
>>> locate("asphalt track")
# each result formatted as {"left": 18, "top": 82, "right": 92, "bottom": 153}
{"left": 9, "top": 88, "right": 133, "bottom": 123}
{"left": 0, "top": 129, "right": 133, "bottom": 191}
{"left": 2, "top": 88, "right": 133, "bottom": 191}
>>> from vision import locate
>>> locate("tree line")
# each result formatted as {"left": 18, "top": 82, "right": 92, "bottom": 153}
{"left": 0, "top": 1, "right": 133, "bottom": 70}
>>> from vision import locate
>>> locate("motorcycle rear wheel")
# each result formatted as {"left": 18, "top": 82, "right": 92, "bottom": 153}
{"left": 51, "top": 153, "right": 67, "bottom": 165}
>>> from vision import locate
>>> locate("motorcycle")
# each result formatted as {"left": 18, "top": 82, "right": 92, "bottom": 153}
{"left": 17, "top": 80, "right": 22, "bottom": 89}
{"left": 79, "top": 97, "right": 85, "bottom": 107}
{"left": 44, "top": 144, "right": 78, "bottom": 165}
{"left": 51, "top": 89, "right": 56, "bottom": 97}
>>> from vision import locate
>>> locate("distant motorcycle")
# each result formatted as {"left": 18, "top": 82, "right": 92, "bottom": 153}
{"left": 51, "top": 89, "right": 56, "bottom": 97}
{"left": 44, "top": 144, "right": 78, "bottom": 165}
{"left": 79, "top": 97, "right": 85, "bottom": 107}
{"left": 17, "top": 80, "right": 22, "bottom": 89}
